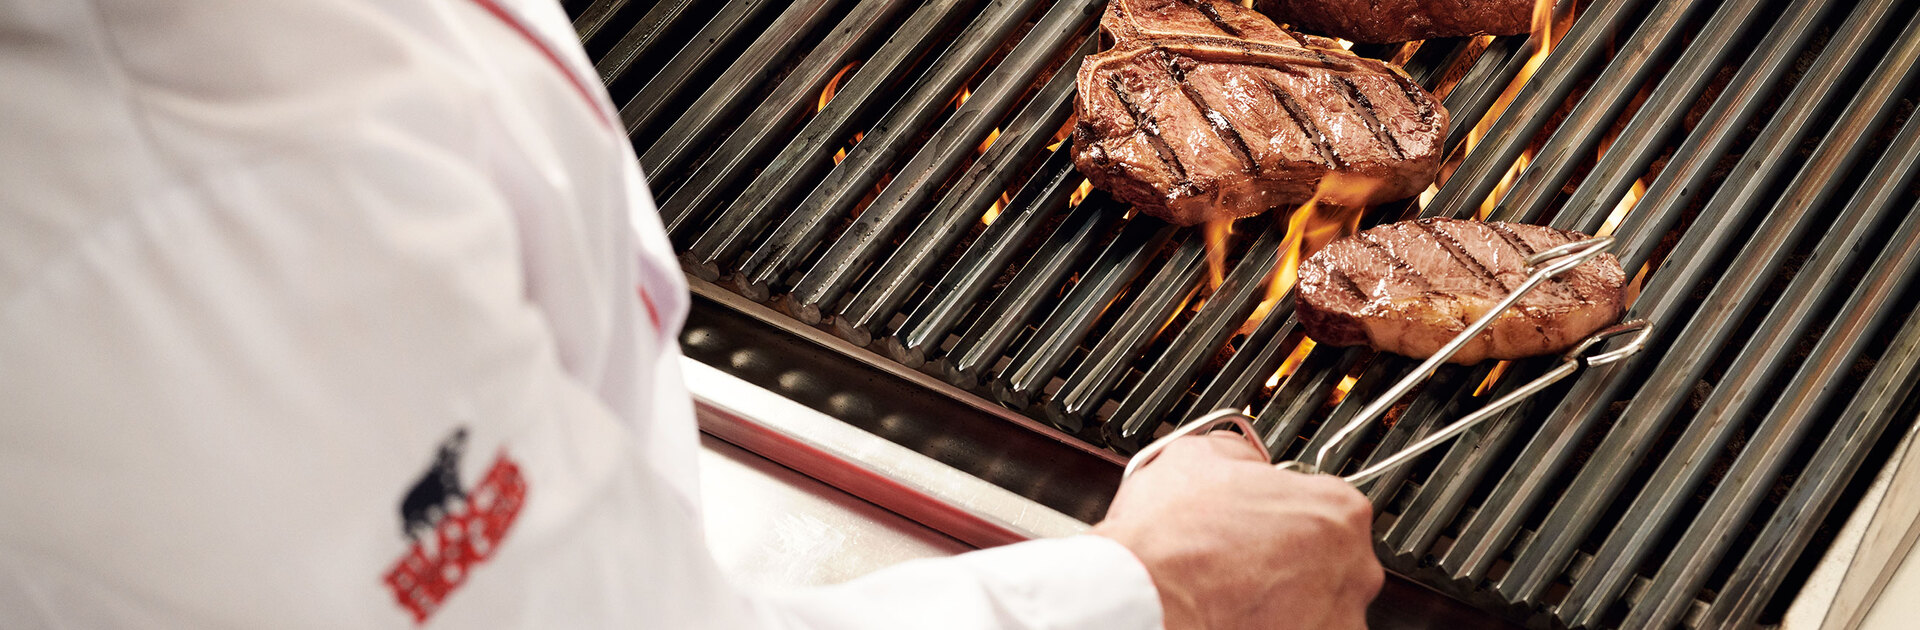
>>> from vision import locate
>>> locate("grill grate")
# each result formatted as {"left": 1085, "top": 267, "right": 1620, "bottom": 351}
{"left": 569, "top": 0, "right": 1920, "bottom": 627}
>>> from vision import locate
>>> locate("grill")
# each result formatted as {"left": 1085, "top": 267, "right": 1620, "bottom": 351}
{"left": 565, "top": 0, "right": 1920, "bottom": 627}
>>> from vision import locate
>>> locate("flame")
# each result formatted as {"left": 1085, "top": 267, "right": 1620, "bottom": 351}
{"left": 1597, "top": 178, "right": 1646, "bottom": 237}
{"left": 1625, "top": 261, "right": 1651, "bottom": 304}
{"left": 817, "top": 62, "right": 859, "bottom": 114}
{"left": 1327, "top": 374, "right": 1360, "bottom": 405}
{"left": 954, "top": 85, "right": 973, "bottom": 108}
{"left": 1461, "top": 0, "right": 1571, "bottom": 211}
{"left": 982, "top": 191, "right": 1013, "bottom": 226}
{"left": 979, "top": 127, "right": 1003, "bottom": 154}
{"left": 1267, "top": 338, "right": 1320, "bottom": 388}
{"left": 1473, "top": 361, "right": 1512, "bottom": 396}
{"left": 1204, "top": 220, "right": 1235, "bottom": 290}
{"left": 1242, "top": 173, "right": 1381, "bottom": 331}
{"left": 1478, "top": 151, "right": 1531, "bottom": 219}
{"left": 1046, "top": 115, "right": 1078, "bottom": 152}
{"left": 1332, "top": 38, "right": 1356, "bottom": 50}
{"left": 1070, "top": 179, "right": 1094, "bottom": 206}
{"left": 1389, "top": 41, "right": 1424, "bottom": 67}
{"left": 831, "top": 131, "right": 865, "bottom": 165}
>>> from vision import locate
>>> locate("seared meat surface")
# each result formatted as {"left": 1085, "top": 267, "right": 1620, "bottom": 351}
{"left": 1072, "top": 0, "right": 1447, "bottom": 225}
{"left": 1296, "top": 218, "right": 1625, "bottom": 364}
{"left": 1253, "top": 0, "right": 1531, "bottom": 43}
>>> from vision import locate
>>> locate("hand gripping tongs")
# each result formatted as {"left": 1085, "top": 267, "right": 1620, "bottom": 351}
{"left": 1123, "top": 236, "right": 1653, "bottom": 485}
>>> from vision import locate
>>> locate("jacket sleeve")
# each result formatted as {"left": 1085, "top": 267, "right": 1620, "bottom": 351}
{"left": 760, "top": 534, "right": 1163, "bottom": 630}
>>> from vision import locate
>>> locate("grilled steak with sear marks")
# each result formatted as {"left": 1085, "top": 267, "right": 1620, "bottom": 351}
{"left": 1296, "top": 218, "right": 1625, "bottom": 364}
{"left": 1254, "top": 0, "right": 1532, "bottom": 43}
{"left": 1073, "top": 0, "right": 1447, "bottom": 225}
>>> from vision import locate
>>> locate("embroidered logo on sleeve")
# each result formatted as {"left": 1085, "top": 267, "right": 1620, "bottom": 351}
{"left": 384, "top": 428, "right": 528, "bottom": 624}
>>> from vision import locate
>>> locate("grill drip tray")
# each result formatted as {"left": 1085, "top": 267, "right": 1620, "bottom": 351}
{"left": 682, "top": 278, "right": 1517, "bottom": 629}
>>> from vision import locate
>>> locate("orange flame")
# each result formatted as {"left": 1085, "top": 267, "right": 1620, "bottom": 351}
{"left": 1473, "top": 361, "right": 1513, "bottom": 397}
{"left": 1332, "top": 38, "right": 1356, "bottom": 50}
{"left": 817, "top": 62, "right": 859, "bottom": 114}
{"left": 982, "top": 191, "right": 1013, "bottom": 226}
{"left": 1597, "top": 178, "right": 1646, "bottom": 237}
{"left": 1204, "top": 220, "right": 1235, "bottom": 290}
{"left": 1267, "top": 338, "right": 1320, "bottom": 388}
{"left": 1625, "top": 261, "right": 1651, "bottom": 305}
{"left": 1242, "top": 173, "right": 1382, "bottom": 331}
{"left": 1328, "top": 374, "right": 1361, "bottom": 405}
{"left": 831, "top": 131, "right": 865, "bottom": 165}
{"left": 1462, "top": 0, "right": 1571, "bottom": 212}
{"left": 978, "top": 127, "right": 1003, "bottom": 154}
{"left": 1046, "top": 115, "right": 1078, "bottom": 152}
{"left": 1390, "top": 41, "right": 1424, "bottom": 67}
{"left": 1069, "top": 179, "right": 1094, "bottom": 206}
{"left": 954, "top": 86, "right": 973, "bottom": 108}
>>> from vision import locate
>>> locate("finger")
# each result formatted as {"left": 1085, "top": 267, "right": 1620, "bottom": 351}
{"left": 1194, "top": 431, "right": 1267, "bottom": 462}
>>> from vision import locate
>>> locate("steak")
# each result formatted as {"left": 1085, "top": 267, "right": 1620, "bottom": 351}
{"left": 1253, "top": 0, "right": 1532, "bottom": 44}
{"left": 1296, "top": 218, "right": 1626, "bottom": 364}
{"left": 1072, "top": 0, "right": 1448, "bottom": 226}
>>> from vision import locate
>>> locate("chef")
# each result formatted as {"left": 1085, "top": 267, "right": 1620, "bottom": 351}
{"left": 0, "top": 0, "right": 1382, "bottom": 628}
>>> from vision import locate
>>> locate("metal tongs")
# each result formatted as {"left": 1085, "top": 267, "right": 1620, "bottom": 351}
{"left": 1124, "top": 236, "right": 1653, "bottom": 486}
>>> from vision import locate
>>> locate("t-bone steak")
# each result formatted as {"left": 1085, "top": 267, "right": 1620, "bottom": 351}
{"left": 1072, "top": 0, "right": 1448, "bottom": 225}
{"left": 1253, "top": 0, "right": 1532, "bottom": 44}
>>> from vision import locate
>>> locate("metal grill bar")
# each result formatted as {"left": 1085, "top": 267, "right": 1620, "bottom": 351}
{"left": 681, "top": 0, "right": 977, "bottom": 259}
{"left": 887, "top": 147, "right": 1082, "bottom": 366}
{"left": 936, "top": 197, "right": 1123, "bottom": 387}
{"left": 792, "top": 13, "right": 1102, "bottom": 319}
{"left": 661, "top": 0, "right": 915, "bottom": 240}
{"left": 1623, "top": 104, "right": 1920, "bottom": 630}
{"left": 1358, "top": 370, "right": 1478, "bottom": 507}
{"left": 1578, "top": 57, "right": 1920, "bottom": 628}
{"left": 1255, "top": 346, "right": 1366, "bottom": 454}
{"left": 1104, "top": 224, "right": 1289, "bottom": 452}
{"left": 1043, "top": 236, "right": 1205, "bottom": 429}
{"left": 1426, "top": 0, "right": 1649, "bottom": 219}
{"left": 617, "top": 0, "right": 774, "bottom": 137}
{"left": 1485, "top": 0, "right": 1715, "bottom": 223}
{"left": 1175, "top": 38, "right": 1468, "bottom": 441}
{"left": 737, "top": 0, "right": 1050, "bottom": 293}
{"left": 1703, "top": 217, "right": 1920, "bottom": 627}
{"left": 593, "top": 0, "right": 699, "bottom": 87}
{"left": 1548, "top": 0, "right": 1778, "bottom": 234}
{"left": 835, "top": 41, "right": 1089, "bottom": 346}
{"left": 1433, "top": 0, "right": 1899, "bottom": 586}
{"left": 572, "top": 0, "right": 640, "bottom": 42}
{"left": 1432, "top": 36, "right": 1529, "bottom": 163}
{"left": 638, "top": 0, "right": 847, "bottom": 182}
{"left": 995, "top": 218, "right": 1176, "bottom": 412}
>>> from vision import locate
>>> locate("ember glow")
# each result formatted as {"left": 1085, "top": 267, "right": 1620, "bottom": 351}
{"left": 1328, "top": 374, "right": 1361, "bottom": 405}
{"left": 978, "top": 127, "right": 1003, "bottom": 154}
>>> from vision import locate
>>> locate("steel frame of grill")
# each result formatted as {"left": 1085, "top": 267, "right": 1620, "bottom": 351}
{"left": 572, "top": 0, "right": 1920, "bottom": 627}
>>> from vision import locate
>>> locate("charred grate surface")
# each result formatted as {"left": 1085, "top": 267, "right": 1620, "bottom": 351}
{"left": 572, "top": 0, "right": 1920, "bottom": 627}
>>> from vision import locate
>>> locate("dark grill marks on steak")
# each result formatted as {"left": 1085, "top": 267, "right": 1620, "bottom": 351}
{"left": 1158, "top": 49, "right": 1262, "bottom": 175}
{"left": 1074, "top": 0, "right": 1448, "bottom": 224}
{"left": 1413, "top": 220, "right": 1509, "bottom": 292}
{"left": 1356, "top": 230, "right": 1433, "bottom": 290}
{"left": 1484, "top": 221, "right": 1595, "bottom": 303}
{"left": 1388, "top": 72, "right": 1439, "bottom": 128}
{"left": 1258, "top": 76, "right": 1344, "bottom": 168}
{"left": 1178, "top": 0, "right": 1245, "bottom": 37}
{"left": 1338, "top": 77, "right": 1407, "bottom": 159}
{"left": 1104, "top": 74, "right": 1193, "bottom": 184}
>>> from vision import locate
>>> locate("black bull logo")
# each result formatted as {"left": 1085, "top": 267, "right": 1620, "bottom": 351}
{"left": 400, "top": 428, "right": 468, "bottom": 541}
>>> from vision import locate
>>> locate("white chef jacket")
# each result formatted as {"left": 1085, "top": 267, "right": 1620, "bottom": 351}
{"left": 0, "top": 0, "right": 1163, "bottom": 628}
